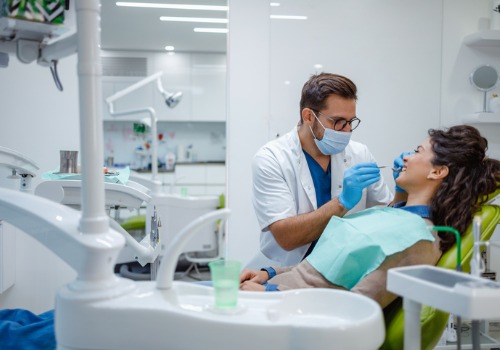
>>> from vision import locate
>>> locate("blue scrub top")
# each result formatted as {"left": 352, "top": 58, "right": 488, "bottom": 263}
{"left": 302, "top": 150, "right": 331, "bottom": 259}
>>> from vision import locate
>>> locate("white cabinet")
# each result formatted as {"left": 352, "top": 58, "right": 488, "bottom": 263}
{"left": 173, "top": 163, "right": 226, "bottom": 196}
{"left": 191, "top": 54, "right": 227, "bottom": 122}
{"left": 103, "top": 52, "right": 226, "bottom": 122}
{"left": 131, "top": 163, "right": 226, "bottom": 197}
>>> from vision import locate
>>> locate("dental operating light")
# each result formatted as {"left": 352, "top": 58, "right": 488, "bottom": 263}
{"left": 106, "top": 71, "right": 183, "bottom": 192}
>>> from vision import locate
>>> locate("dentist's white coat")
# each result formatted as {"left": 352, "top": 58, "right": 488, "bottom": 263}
{"left": 251, "top": 126, "right": 393, "bottom": 267}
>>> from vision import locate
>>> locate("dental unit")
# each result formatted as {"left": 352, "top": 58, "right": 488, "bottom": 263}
{"left": 0, "top": 2, "right": 388, "bottom": 349}
{"left": 34, "top": 178, "right": 162, "bottom": 269}
{"left": 0, "top": 146, "right": 40, "bottom": 193}
{"left": 388, "top": 217, "right": 500, "bottom": 350}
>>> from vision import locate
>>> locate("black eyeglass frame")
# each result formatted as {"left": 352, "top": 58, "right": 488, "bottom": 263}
{"left": 313, "top": 110, "right": 361, "bottom": 131}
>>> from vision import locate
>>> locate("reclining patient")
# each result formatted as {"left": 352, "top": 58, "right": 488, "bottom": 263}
{"left": 240, "top": 125, "right": 500, "bottom": 308}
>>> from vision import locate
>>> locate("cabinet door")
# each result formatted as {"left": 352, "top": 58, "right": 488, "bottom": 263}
{"left": 174, "top": 164, "right": 206, "bottom": 184}
{"left": 205, "top": 164, "right": 226, "bottom": 185}
{"left": 191, "top": 54, "right": 227, "bottom": 122}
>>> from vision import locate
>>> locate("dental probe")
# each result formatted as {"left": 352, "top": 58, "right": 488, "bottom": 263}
{"left": 377, "top": 166, "right": 402, "bottom": 172}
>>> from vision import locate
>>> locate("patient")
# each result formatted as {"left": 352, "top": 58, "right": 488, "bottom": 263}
{"left": 240, "top": 125, "right": 500, "bottom": 308}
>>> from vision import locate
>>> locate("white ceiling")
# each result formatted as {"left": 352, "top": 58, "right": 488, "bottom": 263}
{"left": 100, "top": 0, "right": 228, "bottom": 53}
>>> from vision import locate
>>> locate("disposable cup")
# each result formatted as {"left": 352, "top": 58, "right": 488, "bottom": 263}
{"left": 60, "top": 150, "right": 78, "bottom": 173}
{"left": 208, "top": 260, "right": 241, "bottom": 310}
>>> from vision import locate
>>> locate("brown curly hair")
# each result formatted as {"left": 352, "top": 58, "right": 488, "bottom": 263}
{"left": 428, "top": 125, "right": 500, "bottom": 251}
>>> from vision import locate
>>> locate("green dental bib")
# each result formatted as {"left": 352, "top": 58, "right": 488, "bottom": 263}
{"left": 306, "top": 207, "right": 434, "bottom": 289}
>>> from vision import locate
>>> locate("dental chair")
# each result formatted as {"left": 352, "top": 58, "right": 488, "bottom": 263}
{"left": 381, "top": 189, "right": 500, "bottom": 350}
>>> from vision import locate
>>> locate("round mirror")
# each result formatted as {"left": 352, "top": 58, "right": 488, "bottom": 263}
{"left": 470, "top": 65, "right": 499, "bottom": 112}
{"left": 470, "top": 65, "right": 498, "bottom": 91}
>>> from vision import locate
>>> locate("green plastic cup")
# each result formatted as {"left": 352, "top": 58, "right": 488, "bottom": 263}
{"left": 208, "top": 260, "right": 241, "bottom": 310}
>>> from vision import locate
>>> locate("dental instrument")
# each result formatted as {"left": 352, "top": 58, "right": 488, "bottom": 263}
{"left": 377, "top": 165, "right": 402, "bottom": 172}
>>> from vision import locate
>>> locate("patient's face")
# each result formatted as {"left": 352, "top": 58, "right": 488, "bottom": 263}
{"left": 396, "top": 137, "right": 435, "bottom": 190}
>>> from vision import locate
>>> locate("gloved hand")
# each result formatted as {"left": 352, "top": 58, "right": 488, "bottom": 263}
{"left": 393, "top": 151, "right": 413, "bottom": 192}
{"left": 338, "top": 162, "right": 381, "bottom": 210}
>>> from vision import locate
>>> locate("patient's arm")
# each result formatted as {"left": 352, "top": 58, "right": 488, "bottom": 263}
{"left": 351, "top": 239, "right": 441, "bottom": 308}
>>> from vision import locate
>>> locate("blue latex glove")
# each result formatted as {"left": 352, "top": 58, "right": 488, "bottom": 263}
{"left": 393, "top": 151, "right": 413, "bottom": 193}
{"left": 338, "top": 162, "right": 381, "bottom": 210}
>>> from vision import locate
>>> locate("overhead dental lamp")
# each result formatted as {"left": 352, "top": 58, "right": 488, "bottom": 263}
{"left": 105, "top": 71, "right": 183, "bottom": 193}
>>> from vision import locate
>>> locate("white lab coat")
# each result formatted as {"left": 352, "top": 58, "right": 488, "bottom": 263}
{"left": 251, "top": 126, "right": 393, "bottom": 267}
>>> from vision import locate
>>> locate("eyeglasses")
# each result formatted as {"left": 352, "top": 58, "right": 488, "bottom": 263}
{"left": 316, "top": 111, "right": 361, "bottom": 131}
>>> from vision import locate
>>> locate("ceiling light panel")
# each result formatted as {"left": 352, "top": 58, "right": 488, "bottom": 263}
{"left": 160, "top": 16, "right": 228, "bottom": 23}
{"left": 194, "top": 28, "right": 228, "bottom": 33}
{"left": 116, "top": 2, "right": 228, "bottom": 11}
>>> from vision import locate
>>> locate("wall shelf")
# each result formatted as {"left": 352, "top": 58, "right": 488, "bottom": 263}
{"left": 464, "top": 30, "right": 500, "bottom": 47}
{"left": 461, "top": 112, "right": 500, "bottom": 124}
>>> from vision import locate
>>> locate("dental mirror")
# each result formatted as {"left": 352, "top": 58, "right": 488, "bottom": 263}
{"left": 470, "top": 65, "right": 499, "bottom": 112}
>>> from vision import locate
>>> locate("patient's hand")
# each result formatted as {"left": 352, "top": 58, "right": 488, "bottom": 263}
{"left": 240, "top": 280, "right": 266, "bottom": 291}
{"left": 240, "top": 269, "right": 269, "bottom": 284}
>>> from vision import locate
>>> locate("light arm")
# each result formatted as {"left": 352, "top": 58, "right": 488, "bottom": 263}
{"left": 105, "top": 72, "right": 182, "bottom": 191}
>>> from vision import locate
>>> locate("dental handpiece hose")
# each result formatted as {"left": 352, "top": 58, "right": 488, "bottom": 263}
{"left": 432, "top": 225, "right": 462, "bottom": 350}
{"left": 471, "top": 216, "right": 483, "bottom": 350}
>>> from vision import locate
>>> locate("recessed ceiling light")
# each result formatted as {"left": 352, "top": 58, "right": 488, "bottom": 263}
{"left": 194, "top": 28, "right": 228, "bottom": 34}
{"left": 160, "top": 16, "right": 228, "bottom": 23}
{"left": 164, "top": 45, "right": 175, "bottom": 51}
{"left": 270, "top": 15, "right": 307, "bottom": 20}
{"left": 270, "top": 2, "right": 280, "bottom": 6}
{"left": 116, "top": 2, "right": 228, "bottom": 11}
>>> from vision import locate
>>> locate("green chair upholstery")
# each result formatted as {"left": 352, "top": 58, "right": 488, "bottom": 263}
{"left": 381, "top": 191, "right": 500, "bottom": 350}
{"left": 120, "top": 215, "right": 146, "bottom": 231}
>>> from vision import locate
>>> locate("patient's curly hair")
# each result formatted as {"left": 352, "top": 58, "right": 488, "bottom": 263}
{"left": 429, "top": 125, "right": 500, "bottom": 252}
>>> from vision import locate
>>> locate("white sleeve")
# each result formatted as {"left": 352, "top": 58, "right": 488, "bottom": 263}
{"left": 251, "top": 148, "right": 297, "bottom": 231}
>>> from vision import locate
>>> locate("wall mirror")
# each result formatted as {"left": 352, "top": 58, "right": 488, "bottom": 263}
{"left": 98, "top": 1, "right": 228, "bottom": 172}
{"left": 470, "top": 65, "right": 499, "bottom": 112}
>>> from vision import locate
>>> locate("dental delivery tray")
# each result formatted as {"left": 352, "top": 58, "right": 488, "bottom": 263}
{"left": 387, "top": 265, "right": 500, "bottom": 319}
{"left": 35, "top": 179, "right": 151, "bottom": 210}
{"left": 0, "top": 145, "right": 39, "bottom": 176}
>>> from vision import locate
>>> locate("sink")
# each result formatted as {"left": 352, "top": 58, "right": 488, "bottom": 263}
{"left": 387, "top": 265, "right": 500, "bottom": 319}
{"left": 56, "top": 280, "right": 386, "bottom": 350}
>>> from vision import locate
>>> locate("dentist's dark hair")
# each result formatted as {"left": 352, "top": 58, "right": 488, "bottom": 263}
{"left": 299, "top": 73, "right": 357, "bottom": 123}
{"left": 429, "top": 124, "right": 500, "bottom": 252}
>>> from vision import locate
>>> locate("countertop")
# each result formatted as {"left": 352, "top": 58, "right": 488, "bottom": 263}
{"left": 132, "top": 161, "right": 225, "bottom": 173}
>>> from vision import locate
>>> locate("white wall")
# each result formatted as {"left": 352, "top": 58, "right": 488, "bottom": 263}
{"left": 226, "top": 0, "right": 270, "bottom": 264}
{"left": 440, "top": 1, "right": 500, "bottom": 276}
{"left": 0, "top": 56, "right": 79, "bottom": 313}
{"left": 227, "top": 0, "right": 500, "bottom": 267}
{"left": 0, "top": 0, "right": 499, "bottom": 313}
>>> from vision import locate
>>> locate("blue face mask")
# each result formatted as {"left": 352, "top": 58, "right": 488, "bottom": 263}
{"left": 309, "top": 111, "right": 352, "bottom": 155}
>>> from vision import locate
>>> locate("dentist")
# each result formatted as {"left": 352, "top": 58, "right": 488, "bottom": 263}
{"left": 251, "top": 73, "right": 403, "bottom": 267}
